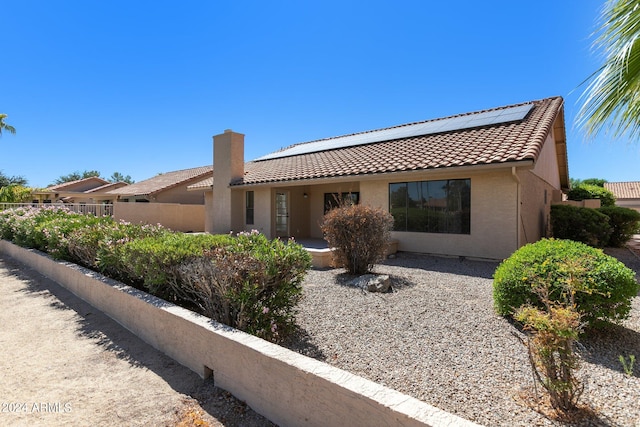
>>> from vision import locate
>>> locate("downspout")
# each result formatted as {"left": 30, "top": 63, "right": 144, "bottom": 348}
{"left": 511, "top": 166, "right": 521, "bottom": 250}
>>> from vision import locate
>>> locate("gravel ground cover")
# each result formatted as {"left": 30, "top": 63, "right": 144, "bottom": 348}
{"left": 284, "top": 248, "right": 640, "bottom": 427}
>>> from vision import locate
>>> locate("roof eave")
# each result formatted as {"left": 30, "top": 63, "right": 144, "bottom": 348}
{"left": 230, "top": 160, "right": 536, "bottom": 189}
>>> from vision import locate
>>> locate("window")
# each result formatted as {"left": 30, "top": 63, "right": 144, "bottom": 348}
{"left": 389, "top": 179, "right": 470, "bottom": 234}
{"left": 245, "top": 191, "right": 254, "bottom": 225}
{"left": 324, "top": 192, "right": 360, "bottom": 214}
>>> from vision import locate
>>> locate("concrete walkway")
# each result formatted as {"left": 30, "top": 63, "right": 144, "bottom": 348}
{"left": 0, "top": 254, "right": 273, "bottom": 427}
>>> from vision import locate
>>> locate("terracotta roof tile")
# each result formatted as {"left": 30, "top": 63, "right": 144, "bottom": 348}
{"left": 44, "top": 176, "right": 110, "bottom": 192}
{"left": 605, "top": 182, "right": 640, "bottom": 199}
{"left": 107, "top": 166, "right": 212, "bottom": 196}
{"left": 235, "top": 97, "right": 564, "bottom": 186}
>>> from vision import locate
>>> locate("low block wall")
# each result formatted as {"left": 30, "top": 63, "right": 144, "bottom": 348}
{"left": 0, "top": 240, "right": 480, "bottom": 427}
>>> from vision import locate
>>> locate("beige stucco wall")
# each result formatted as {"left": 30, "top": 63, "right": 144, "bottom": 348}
{"left": 113, "top": 202, "right": 205, "bottom": 232}
{"left": 531, "top": 132, "right": 561, "bottom": 189}
{"left": 152, "top": 184, "right": 206, "bottom": 204}
{"left": 0, "top": 241, "right": 480, "bottom": 427}
{"left": 308, "top": 182, "right": 360, "bottom": 238}
{"left": 517, "top": 169, "right": 554, "bottom": 245}
{"left": 361, "top": 169, "right": 519, "bottom": 260}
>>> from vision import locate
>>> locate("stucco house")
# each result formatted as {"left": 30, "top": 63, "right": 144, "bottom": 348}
{"left": 32, "top": 177, "right": 128, "bottom": 204}
{"left": 192, "top": 96, "right": 569, "bottom": 260}
{"left": 105, "top": 166, "right": 212, "bottom": 204}
{"left": 604, "top": 181, "right": 640, "bottom": 213}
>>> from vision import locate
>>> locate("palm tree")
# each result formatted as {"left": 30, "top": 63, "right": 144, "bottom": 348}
{"left": 0, "top": 114, "right": 16, "bottom": 136}
{"left": 577, "top": 0, "right": 640, "bottom": 139}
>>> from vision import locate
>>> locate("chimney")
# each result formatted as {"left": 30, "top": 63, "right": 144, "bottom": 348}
{"left": 211, "top": 129, "right": 245, "bottom": 234}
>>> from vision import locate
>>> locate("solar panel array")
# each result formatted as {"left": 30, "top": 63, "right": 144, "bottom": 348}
{"left": 255, "top": 103, "right": 534, "bottom": 161}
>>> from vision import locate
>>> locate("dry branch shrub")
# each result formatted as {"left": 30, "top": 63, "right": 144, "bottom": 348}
{"left": 515, "top": 269, "right": 584, "bottom": 412}
{"left": 320, "top": 203, "right": 394, "bottom": 275}
{"left": 176, "top": 231, "right": 311, "bottom": 342}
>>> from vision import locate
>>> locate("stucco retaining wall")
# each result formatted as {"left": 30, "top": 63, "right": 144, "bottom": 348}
{"left": 0, "top": 240, "right": 480, "bottom": 427}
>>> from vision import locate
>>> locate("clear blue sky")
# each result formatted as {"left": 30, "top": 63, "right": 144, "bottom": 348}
{"left": 2, "top": 0, "right": 639, "bottom": 188}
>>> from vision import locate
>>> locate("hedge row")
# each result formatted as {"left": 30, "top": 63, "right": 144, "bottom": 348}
{"left": 551, "top": 204, "right": 640, "bottom": 248}
{"left": 0, "top": 206, "right": 311, "bottom": 342}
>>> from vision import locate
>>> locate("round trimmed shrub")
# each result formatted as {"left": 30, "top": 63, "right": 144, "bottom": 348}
{"left": 493, "top": 238, "right": 639, "bottom": 328}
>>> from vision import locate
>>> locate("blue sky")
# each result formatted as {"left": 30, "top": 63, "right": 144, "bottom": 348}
{"left": 2, "top": 1, "right": 639, "bottom": 188}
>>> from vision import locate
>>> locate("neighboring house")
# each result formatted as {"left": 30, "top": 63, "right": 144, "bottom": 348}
{"left": 192, "top": 96, "right": 569, "bottom": 260}
{"left": 106, "top": 166, "right": 212, "bottom": 204}
{"left": 604, "top": 182, "right": 640, "bottom": 212}
{"left": 32, "top": 177, "right": 127, "bottom": 204}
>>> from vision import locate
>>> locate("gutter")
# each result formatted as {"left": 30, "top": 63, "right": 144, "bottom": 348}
{"left": 511, "top": 166, "right": 521, "bottom": 250}
{"left": 231, "top": 160, "right": 536, "bottom": 189}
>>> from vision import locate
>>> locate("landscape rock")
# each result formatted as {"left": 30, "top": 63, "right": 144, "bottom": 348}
{"left": 347, "top": 274, "right": 391, "bottom": 293}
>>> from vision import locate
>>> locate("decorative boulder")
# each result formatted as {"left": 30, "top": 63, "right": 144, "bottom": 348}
{"left": 347, "top": 274, "right": 391, "bottom": 293}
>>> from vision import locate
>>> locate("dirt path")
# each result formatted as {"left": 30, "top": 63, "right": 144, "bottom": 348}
{"left": 0, "top": 254, "right": 274, "bottom": 427}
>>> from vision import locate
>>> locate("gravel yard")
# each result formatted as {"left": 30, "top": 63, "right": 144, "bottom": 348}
{"left": 284, "top": 248, "right": 640, "bottom": 427}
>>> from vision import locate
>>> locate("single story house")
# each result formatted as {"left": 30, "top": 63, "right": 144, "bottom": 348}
{"left": 32, "top": 177, "right": 128, "bottom": 204}
{"left": 604, "top": 181, "right": 640, "bottom": 213}
{"left": 192, "top": 96, "right": 569, "bottom": 260}
{"left": 106, "top": 166, "right": 212, "bottom": 204}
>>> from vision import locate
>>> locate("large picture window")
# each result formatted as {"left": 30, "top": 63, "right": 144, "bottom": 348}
{"left": 389, "top": 179, "right": 470, "bottom": 234}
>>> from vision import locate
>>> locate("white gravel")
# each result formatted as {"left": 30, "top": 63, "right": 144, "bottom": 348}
{"left": 284, "top": 249, "right": 640, "bottom": 427}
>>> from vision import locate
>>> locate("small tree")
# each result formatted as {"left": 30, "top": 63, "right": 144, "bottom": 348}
{"left": 515, "top": 261, "right": 585, "bottom": 412}
{"left": 320, "top": 202, "right": 394, "bottom": 275}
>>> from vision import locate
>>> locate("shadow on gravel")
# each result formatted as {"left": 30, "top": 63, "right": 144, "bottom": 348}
{"left": 281, "top": 325, "right": 327, "bottom": 361}
{"left": 380, "top": 251, "right": 500, "bottom": 279}
{"left": 2, "top": 255, "right": 274, "bottom": 427}
{"left": 581, "top": 324, "right": 640, "bottom": 376}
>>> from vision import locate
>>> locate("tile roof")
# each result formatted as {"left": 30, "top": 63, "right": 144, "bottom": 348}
{"left": 605, "top": 181, "right": 640, "bottom": 199}
{"left": 44, "top": 176, "right": 110, "bottom": 192}
{"left": 233, "top": 97, "right": 564, "bottom": 186}
{"left": 107, "top": 166, "right": 213, "bottom": 196}
{"left": 85, "top": 182, "right": 129, "bottom": 193}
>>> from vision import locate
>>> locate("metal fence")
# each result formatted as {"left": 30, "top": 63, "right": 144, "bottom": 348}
{"left": 0, "top": 203, "right": 113, "bottom": 217}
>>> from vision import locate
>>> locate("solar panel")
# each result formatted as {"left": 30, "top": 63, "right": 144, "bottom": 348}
{"left": 254, "top": 103, "right": 534, "bottom": 161}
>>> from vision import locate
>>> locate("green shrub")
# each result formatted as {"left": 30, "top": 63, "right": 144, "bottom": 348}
{"left": 550, "top": 204, "right": 612, "bottom": 247}
{"left": 117, "top": 232, "right": 233, "bottom": 300}
{"left": 176, "top": 231, "right": 311, "bottom": 342}
{"left": 567, "top": 184, "right": 616, "bottom": 207}
{"left": 493, "top": 238, "right": 639, "bottom": 328}
{"left": 598, "top": 206, "right": 640, "bottom": 247}
{"left": 0, "top": 206, "right": 33, "bottom": 241}
{"left": 33, "top": 213, "right": 106, "bottom": 260}
{"left": 93, "top": 222, "right": 168, "bottom": 283}
{"left": 320, "top": 203, "right": 394, "bottom": 275}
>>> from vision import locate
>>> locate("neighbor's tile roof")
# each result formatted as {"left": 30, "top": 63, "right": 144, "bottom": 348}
{"left": 107, "top": 166, "right": 212, "bottom": 196}
{"left": 44, "top": 176, "right": 110, "bottom": 191}
{"left": 605, "top": 182, "right": 640, "bottom": 199}
{"left": 85, "top": 182, "right": 129, "bottom": 193}
{"left": 233, "top": 96, "right": 565, "bottom": 186}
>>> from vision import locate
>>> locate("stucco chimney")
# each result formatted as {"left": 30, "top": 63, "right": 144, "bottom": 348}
{"left": 210, "top": 129, "right": 245, "bottom": 234}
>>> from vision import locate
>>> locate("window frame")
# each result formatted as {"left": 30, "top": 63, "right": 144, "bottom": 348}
{"left": 389, "top": 179, "right": 470, "bottom": 234}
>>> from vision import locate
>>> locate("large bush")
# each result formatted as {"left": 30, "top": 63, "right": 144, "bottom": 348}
{"left": 320, "top": 203, "right": 394, "bottom": 275}
{"left": 550, "top": 204, "right": 612, "bottom": 247}
{"left": 176, "top": 231, "right": 311, "bottom": 342}
{"left": 493, "top": 238, "right": 639, "bottom": 328}
{"left": 597, "top": 206, "right": 640, "bottom": 247}
{"left": 116, "top": 232, "right": 234, "bottom": 300}
{"left": 567, "top": 184, "right": 616, "bottom": 207}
